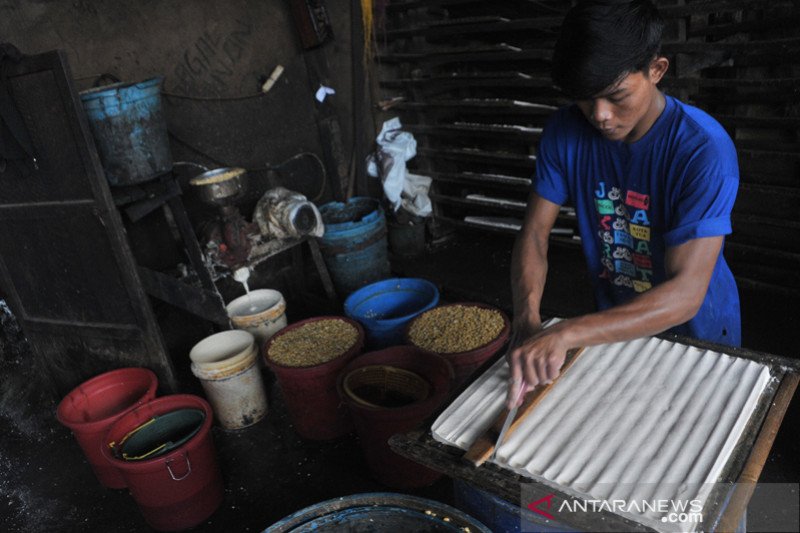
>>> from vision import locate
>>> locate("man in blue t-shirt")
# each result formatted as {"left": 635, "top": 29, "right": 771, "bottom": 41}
{"left": 507, "top": 0, "right": 740, "bottom": 407}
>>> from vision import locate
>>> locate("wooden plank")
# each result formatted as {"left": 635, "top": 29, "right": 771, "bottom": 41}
{"left": 464, "top": 347, "right": 585, "bottom": 466}
{"left": 659, "top": 0, "right": 778, "bottom": 18}
{"left": 700, "top": 373, "right": 782, "bottom": 531}
{"left": 391, "top": 99, "right": 559, "bottom": 114}
{"left": 386, "top": 0, "right": 567, "bottom": 14}
{"left": 416, "top": 146, "right": 536, "bottom": 167}
{"left": 387, "top": 0, "right": 491, "bottom": 12}
{"left": 381, "top": 76, "right": 555, "bottom": 89}
{"left": 379, "top": 43, "right": 532, "bottom": 62}
{"left": 690, "top": 90, "right": 800, "bottom": 104}
{"left": 736, "top": 277, "right": 800, "bottom": 298}
{"left": 164, "top": 186, "right": 217, "bottom": 292}
{"left": 0, "top": 199, "right": 96, "bottom": 216}
{"left": 656, "top": 77, "right": 800, "bottom": 90}
{"left": 725, "top": 242, "right": 800, "bottom": 266}
{"left": 405, "top": 122, "right": 543, "bottom": 141}
{"left": 663, "top": 37, "right": 800, "bottom": 54}
{"left": 22, "top": 317, "right": 143, "bottom": 341}
{"left": 430, "top": 193, "right": 528, "bottom": 213}
{"left": 439, "top": 215, "right": 520, "bottom": 236}
{"left": 306, "top": 238, "right": 338, "bottom": 303}
{"left": 716, "top": 373, "right": 800, "bottom": 532}
{"left": 384, "top": 17, "right": 562, "bottom": 40}
{"left": 716, "top": 114, "right": 800, "bottom": 128}
{"left": 687, "top": 12, "right": 800, "bottom": 39}
{"left": 428, "top": 170, "right": 532, "bottom": 188}
{"left": 730, "top": 213, "right": 800, "bottom": 233}
{"left": 137, "top": 266, "right": 229, "bottom": 326}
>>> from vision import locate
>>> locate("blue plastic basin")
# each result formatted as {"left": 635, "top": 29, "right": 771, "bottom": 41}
{"left": 344, "top": 278, "right": 439, "bottom": 349}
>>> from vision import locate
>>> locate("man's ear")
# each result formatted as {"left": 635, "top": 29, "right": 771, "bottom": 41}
{"left": 649, "top": 56, "right": 669, "bottom": 84}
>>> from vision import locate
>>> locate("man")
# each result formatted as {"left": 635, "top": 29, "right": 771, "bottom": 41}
{"left": 507, "top": 0, "right": 740, "bottom": 407}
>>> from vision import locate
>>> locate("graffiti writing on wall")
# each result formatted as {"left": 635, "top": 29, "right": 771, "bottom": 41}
{"left": 173, "top": 18, "right": 253, "bottom": 92}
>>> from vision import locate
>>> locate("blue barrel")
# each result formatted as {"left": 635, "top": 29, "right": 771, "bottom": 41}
{"left": 80, "top": 77, "right": 172, "bottom": 186}
{"left": 318, "top": 197, "right": 391, "bottom": 297}
{"left": 266, "top": 492, "right": 491, "bottom": 532}
{"left": 344, "top": 277, "right": 439, "bottom": 349}
{"left": 453, "top": 480, "right": 576, "bottom": 533}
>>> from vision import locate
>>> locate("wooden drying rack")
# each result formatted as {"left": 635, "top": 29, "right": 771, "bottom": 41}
{"left": 389, "top": 332, "right": 800, "bottom": 533}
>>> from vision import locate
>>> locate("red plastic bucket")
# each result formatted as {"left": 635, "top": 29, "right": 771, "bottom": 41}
{"left": 263, "top": 316, "right": 364, "bottom": 440}
{"left": 101, "top": 395, "right": 223, "bottom": 531}
{"left": 407, "top": 302, "right": 511, "bottom": 385}
{"left": 56, "top": 367, "right": 158, "bottom": 488}
{"left": 338, "top": 346, "right": 454, "bottom": 489}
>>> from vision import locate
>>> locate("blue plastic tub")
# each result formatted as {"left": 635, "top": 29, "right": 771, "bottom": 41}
{"left": 319, "top": 197, "right": 391, "bottom": 297}
{"left": 344, "top": 278, "right": 439, "bottom": 349}
{"left": 453, "top": 480, "right": 576, "bottom": 533}
{"left": 266, "top": 492, "right": 491, "bottom": 532}
{"left": 80, "top": 77, "right": 172, "bottom": 185}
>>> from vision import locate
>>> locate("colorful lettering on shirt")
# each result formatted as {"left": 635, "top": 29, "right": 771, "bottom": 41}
{"left": 594, "top": 181, "right": 652, "bottom": 293}
{"left": 633, "top": 280, "right": 652, "bottom": 293}
{"left": 629, "top": 224, "right": 650, "bottom": 241}
{"left": 631, "top": 209, "right": 650, "bottom": 226}
{"left": 615, "top": 260, "right": 636, "bottom": 277}
{"left": 614, "top": 230, "right": 633, "bottom": 248}
{"left": 625, "top": 190, "right": 650, "bottom": 210}
{"left": 595, "top": 199, "right": 615, "bottom": 215}
{"left": 633, "top": 253, "right": 652, "bottom": 269}
{"left": 594, "top": 182, "right": 606, "bottom": 198}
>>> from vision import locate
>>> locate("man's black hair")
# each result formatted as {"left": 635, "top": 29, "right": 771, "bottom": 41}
{"left": 552, "top": 0, "right": 665, "bottom": 100}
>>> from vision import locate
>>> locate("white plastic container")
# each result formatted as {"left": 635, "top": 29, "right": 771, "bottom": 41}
{"left": 189, "top": 330, "right": 268, "bottom": 429}
{"left": 226, "top": 289, "right": 288, "bottom": 348}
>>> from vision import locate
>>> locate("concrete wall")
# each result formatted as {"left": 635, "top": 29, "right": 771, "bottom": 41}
{"left": 0, "top": 0, "right": 362, "bottom": 203}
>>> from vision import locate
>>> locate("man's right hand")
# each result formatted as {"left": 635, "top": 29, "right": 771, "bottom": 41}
{"left": 505, "top": 321, "right": 570, "bottom": 409}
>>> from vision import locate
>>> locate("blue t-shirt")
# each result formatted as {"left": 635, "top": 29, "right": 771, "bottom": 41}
{"left": 534, "top": 95, "right": 741, "bottom": 346}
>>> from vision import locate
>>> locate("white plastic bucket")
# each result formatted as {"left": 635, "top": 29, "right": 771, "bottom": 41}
{"left": 226, "top": 289, "right": 288, "bottom": 347}
{"left": 189, "top": 330, "right": 268, "bottom": 429}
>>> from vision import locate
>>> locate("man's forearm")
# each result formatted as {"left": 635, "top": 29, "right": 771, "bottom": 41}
{"left": 511, "top": 225, "right": 548, "bottom": 330}
{"left": 511, "top": 194, "right": 562, "bottom": 334}
{"left": 552, "top": 276, "right": 702, "bottom": 349}
{"left": 546, "top": 235, "right": 724, "bottom": 350}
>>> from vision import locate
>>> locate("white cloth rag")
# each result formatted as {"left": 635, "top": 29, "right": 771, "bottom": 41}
{"left": 367, "top": 117, "right": 432, "bottom": 217}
